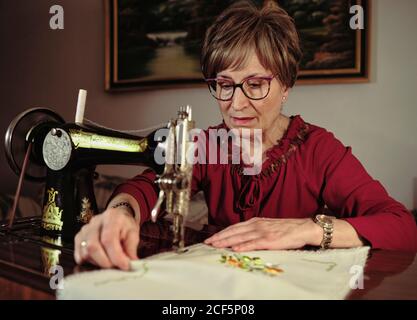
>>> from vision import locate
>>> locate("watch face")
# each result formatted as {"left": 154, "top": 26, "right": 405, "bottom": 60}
{"left": 316, "top": 214, "right": 334, "bottom": 225}
{"left": 322, "top": 216, "right": 334, "bottom": 224}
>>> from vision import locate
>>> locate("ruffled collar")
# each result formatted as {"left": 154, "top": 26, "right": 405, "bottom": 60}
{"left": 264, "top": 115, "right": 308, "bottom": 161}
{"left": 209, "top": 115, "right": 310, "bottom": 217}
{"left": 260, "top": 115, "right": 309, "bottom": 176}
{"left": 212, "top": 115, "right": 309, "bottom": 178}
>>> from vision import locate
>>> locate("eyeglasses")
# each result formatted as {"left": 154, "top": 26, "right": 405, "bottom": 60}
{"left": 205, "top": 75, "right": 276, "bottom": 101}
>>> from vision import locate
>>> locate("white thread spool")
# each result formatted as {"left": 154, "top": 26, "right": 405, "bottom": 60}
{"left": 75, "top": 89, "right": 87, "bottom": 124}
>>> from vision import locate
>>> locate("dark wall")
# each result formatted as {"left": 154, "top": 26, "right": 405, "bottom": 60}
{"left": 0, "top": 0, "right": 106, "bottom": 196}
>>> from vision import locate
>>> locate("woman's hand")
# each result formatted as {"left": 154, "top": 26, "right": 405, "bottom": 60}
{"left": 204, "top": 217, "right": 321, "bottom": 251}
{"left": 74, "top": 207, "right": 140, "bottom": 271}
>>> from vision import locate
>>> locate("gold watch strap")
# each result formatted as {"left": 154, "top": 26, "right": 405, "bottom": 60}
{"left": 314, "top": 214, "right": 334, "bottom": 249}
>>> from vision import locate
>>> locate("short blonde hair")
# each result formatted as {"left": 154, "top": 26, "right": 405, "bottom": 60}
{"left": 201, "top": 0, "right": 302, "bottom": 88}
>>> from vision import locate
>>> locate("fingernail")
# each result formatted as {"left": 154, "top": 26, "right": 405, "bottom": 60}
{"left": 128, "top": 252, "right": 139, "bottom": 260}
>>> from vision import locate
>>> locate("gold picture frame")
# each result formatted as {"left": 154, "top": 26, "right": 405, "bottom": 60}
{"left": 105, "top": 0, "right": 370, "bottom": 91}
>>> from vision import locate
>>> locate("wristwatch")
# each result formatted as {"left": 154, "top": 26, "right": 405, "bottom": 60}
{"left": 314, "top": 214, "right": 335, "bottom": 249}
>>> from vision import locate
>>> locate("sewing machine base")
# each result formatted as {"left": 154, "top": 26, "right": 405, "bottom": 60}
{"left": 0, "top": 215, "right": 218, "bottom": 256}
{"left": 0, "top": 216, "right": 74, "bottom": 253}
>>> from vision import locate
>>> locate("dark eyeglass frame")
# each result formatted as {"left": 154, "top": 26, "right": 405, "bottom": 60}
{"left": 204, "top": 75, "right": 277, "bottom": 101}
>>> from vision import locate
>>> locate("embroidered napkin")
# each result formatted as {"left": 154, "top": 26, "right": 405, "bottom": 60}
{"left": 58, "top": 244, "right": 369, "bottom": 300}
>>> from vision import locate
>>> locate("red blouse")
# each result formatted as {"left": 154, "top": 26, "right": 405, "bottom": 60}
{"left": 112, "top": 115, "right": 417, "bottom": 251}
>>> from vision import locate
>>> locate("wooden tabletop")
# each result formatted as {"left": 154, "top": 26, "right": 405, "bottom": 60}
{"left": 1, "top": 217, "right": 416, "bottom": 300}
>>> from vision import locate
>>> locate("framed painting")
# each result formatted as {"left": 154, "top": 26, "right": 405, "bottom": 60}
{"left": 105, "top": 0, "right": 370, "bottom": 91}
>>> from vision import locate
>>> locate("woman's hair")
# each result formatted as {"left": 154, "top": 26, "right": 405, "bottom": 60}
{"left": 201, "top": 0, "right": 302, "bottom": 89}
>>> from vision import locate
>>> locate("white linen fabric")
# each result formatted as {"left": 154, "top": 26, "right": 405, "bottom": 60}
{"left": 58, "top": 243, "right": 369, "bottom": 300}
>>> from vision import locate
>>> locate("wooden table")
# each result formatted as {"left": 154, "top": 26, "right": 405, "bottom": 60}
{"left": 1, "top": 217, "right": 416, "bottom": 300}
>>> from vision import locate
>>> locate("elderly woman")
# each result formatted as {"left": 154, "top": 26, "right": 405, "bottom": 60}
{"left": 74, "top": 1, "right": 417, "bottom": 270}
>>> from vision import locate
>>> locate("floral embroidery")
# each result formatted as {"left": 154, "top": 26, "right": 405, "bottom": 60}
{"left": 220, "top": 253, "right": 283, "bottom": 276}
{"left": 301, "top": 259, "right": 337, "bottom": 272}
{"left": 93, "top": 263, "right": 149, "bottom": 286}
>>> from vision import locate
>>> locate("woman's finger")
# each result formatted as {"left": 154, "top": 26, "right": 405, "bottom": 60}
{"left": 232, "top": 232, "right": 300, "bottom": 251}
{"left": 210, "top": 231, "right": 261, "bottom": 248}
{"left": 74, "top": 231, "right": 83, "bottom": 264}
{"left": 122, "top": 228, "right": 140, "bottom": 260}
{"left": 100, "top": 220, "right": 132, "bottom": 271}
{"left": 205, "top": 220, "right": 258, "bottom": 244}
{"left": 81, "top": 220, "right": 114, "bottom": 268}
{"left": 232, "top": 237, "right": 272, "bottom": 252}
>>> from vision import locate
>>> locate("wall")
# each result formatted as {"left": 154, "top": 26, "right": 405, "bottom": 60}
{"left": 0, "top": 0, "right": 416, "bottom": 209}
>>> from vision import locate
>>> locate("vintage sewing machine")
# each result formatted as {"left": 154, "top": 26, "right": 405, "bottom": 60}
{"left": 3, "top": 93, "right": 195, "bottom": 253}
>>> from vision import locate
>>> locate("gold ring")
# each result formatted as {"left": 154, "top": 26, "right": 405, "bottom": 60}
{"left": 80, "top": 240, "right": 88, "bottom": 248}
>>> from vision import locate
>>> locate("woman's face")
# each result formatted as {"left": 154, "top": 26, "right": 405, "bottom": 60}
{"left": 216, "top": 53, "right": 288, "bottom": 136}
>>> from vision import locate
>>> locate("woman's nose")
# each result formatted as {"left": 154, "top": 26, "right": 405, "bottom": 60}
{"left": 231, "top": 87, "right": 250, "bottom": 111}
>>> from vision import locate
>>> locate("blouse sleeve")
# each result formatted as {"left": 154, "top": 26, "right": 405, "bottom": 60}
{"left": 109, "top": 164, "right": 205, "bottom": 226}
{"left": 109, "top": 129, "right": 208, "bottom": 226}
{"left": 306, "top": 129, "right": 417, "bottom": 251}
{"left": 109, "top": 169, "right": 158, "bottom": 226}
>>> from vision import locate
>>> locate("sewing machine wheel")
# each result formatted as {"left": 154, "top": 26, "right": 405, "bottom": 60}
{"left": 4, "top": 108, "right": 65, "bottom": 182}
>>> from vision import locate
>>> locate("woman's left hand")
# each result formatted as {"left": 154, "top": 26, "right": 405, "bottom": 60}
{"left": 204, "top": 217, "right": 321, "bottom": 251}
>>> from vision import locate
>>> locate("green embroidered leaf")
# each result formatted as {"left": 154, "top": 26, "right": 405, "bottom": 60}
{"left": 219, "top": 253, "right": 283, "bottom": 276}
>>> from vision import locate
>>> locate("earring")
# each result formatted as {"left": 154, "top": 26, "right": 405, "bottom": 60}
{"left": 281, "top": 96, "right": 286, "bottom": 109}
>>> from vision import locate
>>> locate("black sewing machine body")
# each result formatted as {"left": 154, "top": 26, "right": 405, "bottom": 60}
{"left": 5, "top": 108, "right": 165, "bottom": 241}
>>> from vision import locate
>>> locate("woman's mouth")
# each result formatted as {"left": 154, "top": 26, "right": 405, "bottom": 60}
{"left": 231, "top": 116, "right": 255, "bottom": 126}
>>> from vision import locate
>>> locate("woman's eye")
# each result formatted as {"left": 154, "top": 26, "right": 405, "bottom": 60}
{"left": 219, "top": 83, "right": 233, "bottom": 89}
{"left": 247, "top": 81, "right": 262, "bottom": 88}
